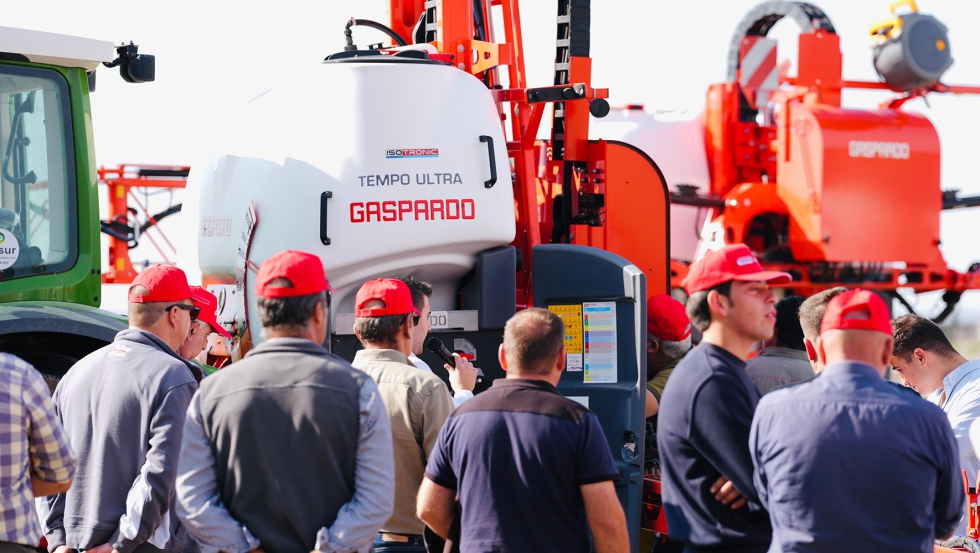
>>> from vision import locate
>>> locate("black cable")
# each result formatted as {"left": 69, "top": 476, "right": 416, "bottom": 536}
{"left": 344, "top": 18, "right": 408, "bottom": 51}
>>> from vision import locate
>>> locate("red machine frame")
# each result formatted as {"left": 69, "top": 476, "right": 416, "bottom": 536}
{"left": 98, "top": 164, "right": 189, "bottom": 284}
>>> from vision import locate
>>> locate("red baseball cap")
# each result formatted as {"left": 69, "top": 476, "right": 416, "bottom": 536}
{"left": 128, "top": 265, "right": 191, "bottom": 303}
{"left": 821, "top": 289, "right": 892, "bottom": 335}
{"left": 254, "top": 250, "right": 335, "bottom": 298}
{"left": 355, "top": 278, "right": 421, "bottom": 318}
{"left": 190, "top": 286, "right": 233, "bottom": 339}
{"left": 647, "top": 294, "right": 692, "bottom": 342}
{"left": 684, "top": 244, "right": 791, "bottom": 294}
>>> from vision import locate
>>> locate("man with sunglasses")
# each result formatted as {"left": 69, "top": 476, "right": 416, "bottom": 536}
{"left": 352, "top": 278, "right": 454, "bottom": 553}
{"left": 45, "top": 265, "right": 202, "bottom": 553}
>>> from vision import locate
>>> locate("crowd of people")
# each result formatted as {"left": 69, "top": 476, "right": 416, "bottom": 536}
{"left": 1, "top": 243, "right": 979, "bottom": 553}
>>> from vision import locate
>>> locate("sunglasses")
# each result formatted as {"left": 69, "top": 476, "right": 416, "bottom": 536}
{"left": 406, "top": 313, "right": 421, "bottom": 327}
{"left": 165, "top": 303, "right": 201, "bottom": 321}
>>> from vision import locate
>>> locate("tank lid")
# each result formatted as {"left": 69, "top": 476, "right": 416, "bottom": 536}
{"left": 323, "top": 49, "right": 446, "bottom": 65}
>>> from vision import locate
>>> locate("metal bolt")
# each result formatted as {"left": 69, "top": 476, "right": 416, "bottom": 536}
{"left": 822, "top": 235, "right": 830, "bottom": 243}
{"left": 457, "top": 44, "right": 465, "bottom": 53}
{"left": 457, "top": 63, "right": 465, "bottom": 70}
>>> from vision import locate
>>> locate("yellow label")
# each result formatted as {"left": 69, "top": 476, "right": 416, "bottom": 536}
{"left": 549, "top": 304, "right": 584, "bottom": 355}
{"left": 116, "top": 185, "right": 125, "bottom": 198}
{"left": 117, "top": 258, "right": 125, "bottom": 270}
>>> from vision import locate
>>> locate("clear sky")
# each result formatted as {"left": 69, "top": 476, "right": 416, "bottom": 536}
{"left": 7, "top": 0, "right": 980, "bottom": 322}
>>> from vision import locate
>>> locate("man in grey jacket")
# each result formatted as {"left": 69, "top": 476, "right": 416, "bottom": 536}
{"left": 46, "top": 265, "right": 201, "bottom": 553}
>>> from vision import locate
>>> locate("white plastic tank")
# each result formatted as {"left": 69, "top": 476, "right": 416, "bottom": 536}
{"left": 591, "top": 107, "right": 711, "bottom": 262}
{"left": 180, "top": 53, "right": 515, "bottom": 347}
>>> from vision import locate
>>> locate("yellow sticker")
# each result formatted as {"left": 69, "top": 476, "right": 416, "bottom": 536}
{"left": 549, "top": 304, "right": 584, "bottom": 355}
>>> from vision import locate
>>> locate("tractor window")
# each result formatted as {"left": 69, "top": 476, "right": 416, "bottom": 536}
{"left": 0, "top": 65, "right": 76, "bottom": 280}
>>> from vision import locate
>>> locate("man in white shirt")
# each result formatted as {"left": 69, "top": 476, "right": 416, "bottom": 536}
{"left": 891, "top": 314, "right": 980, "bottom": 536}
{"left": 396, "top": 277, "right": 479, "bottom": 407}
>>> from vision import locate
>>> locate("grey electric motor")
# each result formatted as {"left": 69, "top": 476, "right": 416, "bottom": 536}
{"left": 873, "top": 12, "right": 953, "bottom": 92}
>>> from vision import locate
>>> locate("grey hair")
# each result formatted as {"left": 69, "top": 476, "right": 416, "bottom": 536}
{"left": 649, "top": 333, "right": 692, "bottom": 360}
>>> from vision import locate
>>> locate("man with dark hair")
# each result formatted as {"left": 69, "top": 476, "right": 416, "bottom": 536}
{"left": 395, "top": 276, "right": 478, "bottom": 407}
{"left": 751, "top": 290, "right": 963, "bottom": 551}
{"left": 351, "top": 278, "right": 454, "bottom": 552}
{"left": 47, "top": 265, "right": 201, "bottom": 553}
{"left": 417, "top": 308, "right": 628, "bottom": 553}
{"left": 797, "top": 287, "right": 847, "bottom": 374}
{"left": 746, "top": 295, "right": 813, "bottom": 394}
{"left": 176, "top": 250, "right": 394, "bottom": 553}
{"left": 658, "top": 244, "right": 791, "bottom": 553}
{"left": 891, "top": 314, "right": 979, "bottom": 536}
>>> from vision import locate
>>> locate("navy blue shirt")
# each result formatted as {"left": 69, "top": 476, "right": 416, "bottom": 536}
{"left": 424, "top": 378, "right": 619, "bottom": 553}
{"left": 750, "top": 361, "right": 963, "bottom": 553}
{"left": 657, "top": 343, "right": 772, "bottom": 552}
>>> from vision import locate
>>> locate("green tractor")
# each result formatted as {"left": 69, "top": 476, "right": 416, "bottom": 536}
{"left": 0, "top": 26, "right": 154, "bottom": 384}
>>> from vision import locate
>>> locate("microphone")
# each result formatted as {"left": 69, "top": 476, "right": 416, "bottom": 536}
{"left": 427, "top": 337, "right": 456, "bottom": 368}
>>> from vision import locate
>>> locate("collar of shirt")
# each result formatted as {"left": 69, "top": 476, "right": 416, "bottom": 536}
{"left": 116, "top": 328, "right": 202, "bottom": 381}
{"left": 821, "top": 361, "right": 882, "bottom": 380}
{"left": 353, "top": 348, "right": 413, "bottom": 367}
{"left": 491, "top": 377, "right": 560, "bottom": 395}
{"left": 939, "top": 359, "right": 980, "bottom": 409}
{"left": 757, "top": 347, "right": 809, "bottom": 361}
{"left": 246, "top": 337, "right": 329, "bottom": 358}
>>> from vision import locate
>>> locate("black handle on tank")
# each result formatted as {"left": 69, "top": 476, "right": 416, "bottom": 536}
{"left": 320, "top": 191, "right": 332, "bottom": 245}
{"left": 428, "top": 337, "right": 456, "bottom": 368}
{"left": 479, "top": 135, "right": 497, "bottom": 188}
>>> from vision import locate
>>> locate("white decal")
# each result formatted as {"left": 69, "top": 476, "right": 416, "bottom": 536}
{"left": 0, "top": 229, "right": 19, "bottom": 270}
{"left": 848, "top": 141, "right": 910, "bottom": 159}
{"left": 108, "top": 345, "right": 131, "bottom": 357}
{"left": 737, "top": 255, "right": 756, "bottom": 267}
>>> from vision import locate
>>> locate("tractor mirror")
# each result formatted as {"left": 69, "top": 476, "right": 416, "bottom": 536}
{"left": 121, "top": 54, "right": 155, "bottom": 83}
{"left": 105, "top": 43, "right": 156, "bottom": 84}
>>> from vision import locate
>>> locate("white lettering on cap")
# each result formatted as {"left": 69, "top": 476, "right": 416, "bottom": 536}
{"left": 736, "top": 255, "right": 756, "bottom": 267}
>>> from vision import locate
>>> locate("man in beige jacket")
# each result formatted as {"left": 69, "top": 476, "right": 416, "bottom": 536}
{"left": 352, "top": 278, "right": 455, "bottom": 552}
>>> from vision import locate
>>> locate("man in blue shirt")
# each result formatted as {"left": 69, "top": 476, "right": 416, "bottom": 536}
{"left": 658, "top": 244, "right": 790, "bottom": 553}
{"left": 416, "top": 308, "right": 628, "bottom": 553}
{"left": 750, "top": 290, "right": 963, "bottom": 552}
{"left": 890, "top": 314, "right": 980, "bottom": 537}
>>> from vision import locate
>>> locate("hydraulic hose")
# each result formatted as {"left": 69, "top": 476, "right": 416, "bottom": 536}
{"left": 344, "top": 18, "right": 409, "bottom": 51}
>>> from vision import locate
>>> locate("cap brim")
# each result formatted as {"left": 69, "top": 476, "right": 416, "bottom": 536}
{"left": 211, "top": 323, "right": 233, "bottom": 339}
{"left": 733, "top": 271, "right": 793, "bottom": 285}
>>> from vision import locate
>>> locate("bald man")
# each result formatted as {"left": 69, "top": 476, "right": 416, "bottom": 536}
{"left": 749, "top": 290, "right": 963, "bottom": 552}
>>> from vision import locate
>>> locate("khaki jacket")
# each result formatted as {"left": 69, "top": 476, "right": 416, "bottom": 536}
{"left": 352, "top": 348, "right": 455, "bottom": 535}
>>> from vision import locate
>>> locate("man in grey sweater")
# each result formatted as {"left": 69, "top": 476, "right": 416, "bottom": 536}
{"left": 45, "top": 265, "right": 201, "bottom": 553}
{"left": 176, "top": 250, "right": 394, "bottom": 553}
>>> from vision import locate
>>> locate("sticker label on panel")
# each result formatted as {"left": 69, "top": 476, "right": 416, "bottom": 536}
{"left": 583, "top": 302, "right": 617, "bottom": 383}
{"left": 429, "top": 311, "right": 450, "bottom": 330}
{"left": 549, "top": 304, "right": 584, "bottom": 372}
{"left": 0, "top": 230, "right": 20, "bottom": 270}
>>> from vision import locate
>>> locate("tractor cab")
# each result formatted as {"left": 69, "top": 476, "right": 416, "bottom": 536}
{"left": 0, "top": 27, "right": 153, "bottom": 381}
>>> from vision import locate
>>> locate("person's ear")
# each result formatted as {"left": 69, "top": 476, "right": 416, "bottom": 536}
{"left": 554, "top": 346, "right": 566, "bottom": 374}
{"left": 169, "top": 306, "right": 181, "bottom": 329}
{"left": 648, "top": 339, "right": 660, "bottom": 354}
{"left": 402, "top": 315, "right": 414, "bottom": 340}
{"left": 707, "top": 290, "right": 729, "bottom": 318}
{"left": 498, "top": 344, "right": 508, "bottom": 373}
{"left": 913, "top": 347, "right": 927, "bottom": 367}
{"left": 816, "top": 336, "right": 826, "bottom": 364}
{"left": 313, "top": 301, "right": 326, "bottom": 327}
{"left": 804, "top": 337, "right": 817, "bottom": 362}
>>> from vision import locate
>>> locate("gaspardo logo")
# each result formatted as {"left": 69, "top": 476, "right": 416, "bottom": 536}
{"left": 0, "top": 233, "right": 5, "bottom": 244}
